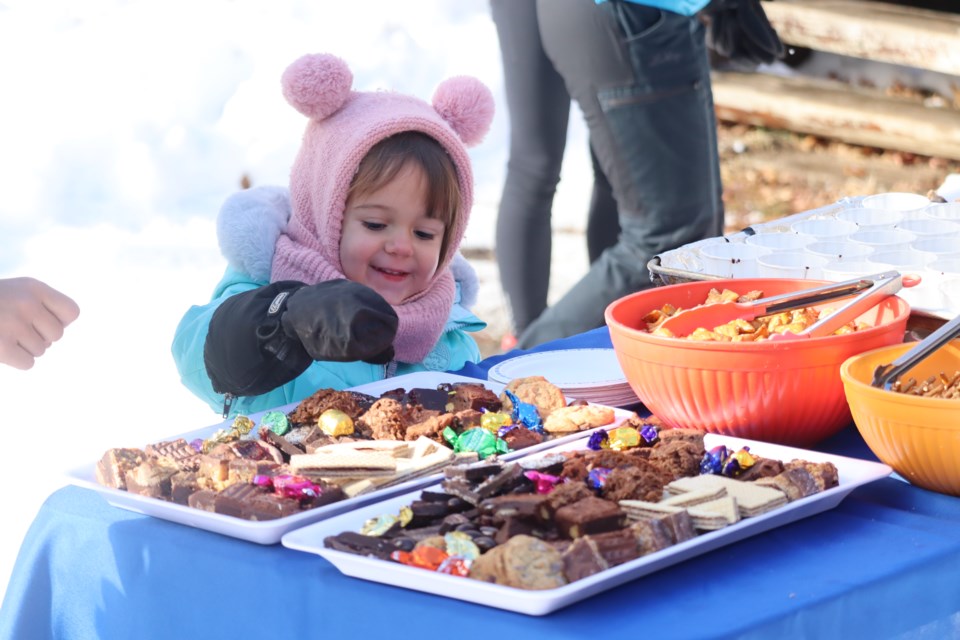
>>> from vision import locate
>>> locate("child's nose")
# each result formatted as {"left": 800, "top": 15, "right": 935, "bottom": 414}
{"left": 386, "top": 232, "right": 413, "bottom": 256}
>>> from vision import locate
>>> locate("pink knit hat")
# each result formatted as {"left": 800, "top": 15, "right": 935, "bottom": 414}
{"left": 271, "top": 53, "right": 494, "bottom": 363}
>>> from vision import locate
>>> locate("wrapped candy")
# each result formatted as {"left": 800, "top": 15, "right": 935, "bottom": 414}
{"left": 444, "top": 531, "right": 480, "bottom": 561}
{"left": 504, "top": 390, "right": 544, "bottom": 434}
{"left": 481, "top": 411, "right": 512, "bottom": 433}
{"left": 261, "top": 411, "right": 290, "bottom": 436}
{"left": 436, "top": 556, "right": 471, "bottom": 577}
{"left": 443, "top": 426, "right": 509, "bottom": 460}
{"left": 231, "top": 415, "right": 255, "bottom": 436}
{"left": 606, "top": 426, "right": 641, "bottom": 451}
{"left": 318, "top": 409, "right": 355, "bottom": 437}
{"left": 524, "top": 470, "right": 562, "bottom": 494}
{"left": 587, "top": 430, "right": 610, "bottom": 451}
{"left": 201, "top": 428, "right": 239, "bottom": 453}
{"left": 361, "top": 513, "right": 400, "bottom": 536}
{"left": 639, "top": 424, "right": 659, "bottom": 445}
{"left": 700, "top": 445, "right": 728, "bottom": 475}
{"left": 587, "top": 467, "right": 612, "bottom": 491}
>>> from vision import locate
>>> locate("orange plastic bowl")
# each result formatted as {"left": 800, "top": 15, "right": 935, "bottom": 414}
{"left": 841, "top": 340, "right": 960, "bottom": 496}
{"left": 605, "top": 278, "right": 910, "bottom": 446}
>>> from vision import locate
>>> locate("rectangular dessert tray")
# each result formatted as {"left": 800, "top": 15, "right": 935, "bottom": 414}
{"left": 65, "top": 371, "right": 635, "bottom": 545}
{"left": 281, "top": 433, "right": 891, "bottom": 615}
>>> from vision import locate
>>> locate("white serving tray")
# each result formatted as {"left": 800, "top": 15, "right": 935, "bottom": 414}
{"left": 281, "top": 433, "right": 891, "bottom": 615}
{"left": 66, "top": 371, "right": 634, "bottom": 544}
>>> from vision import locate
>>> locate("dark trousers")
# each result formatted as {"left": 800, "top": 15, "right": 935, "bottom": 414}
{"left": 519, "top": 0, "right": 725, "bottom": 347}
{"left": 491, "top": 0, "right": 620, "bottom": 335}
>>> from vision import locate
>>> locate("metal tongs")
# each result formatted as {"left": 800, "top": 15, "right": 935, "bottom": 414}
{"left": 872, "top": 313, "right": 960, "bottom": 390}
{"left": 658, "top": 270, "right": 913, "bottom": 339}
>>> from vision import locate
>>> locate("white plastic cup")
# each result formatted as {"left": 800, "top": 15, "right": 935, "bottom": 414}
{"left": 790, "top": 217, "right": 858, "bottom": 241}
{"left": 939, "top": 276, "right": 960, "bottom": 312}
{"left": 757, "top": 252, "right": 828, "bottom": 279}
{"left": 923, "top": 202, "right": 960, "bottom": 224}
{"left": 849, "top": 228, "right": 917, "bottom": 250}
{"left": 921, "top": 258, "right": 960, "bottom": 310}
{"left": 912, "top": 236, "right": 960, "bottom": 259}
{"left": 822, "top": 259, "right": 893, "bottom": 282}
{"left": 896, "top": 217, "right": 960, "bottom": 238}
{"left": 805, "top": 241, "right": 874, "bottom": 262}
{"left": 837, "top": 207, "right": 904, "bottom": 229}
{"left": 699, "top": 241, "right": 766, "bottom": 278}
{"left": 861, "top": 192, "right": 931, "bottom": 213}
{"left": 868, "top": 249, "right": 931, "bottom": 272}
{"left": 745, "top": 232, "right": 811, "bottom": 252}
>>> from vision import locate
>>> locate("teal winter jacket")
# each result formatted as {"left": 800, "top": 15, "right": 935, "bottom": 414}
{"left": 171, "top": 186, "right": 486, "bottom": 418}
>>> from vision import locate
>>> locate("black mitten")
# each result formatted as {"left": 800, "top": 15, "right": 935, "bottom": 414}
{"left": 280, "top": 279, "right": 398, "bottom": 365}
{"left": 204, "top": 279, "right": 398, "bottom": 398}
{"left": 703, "top": 0, "right": 784, "bottom": 66}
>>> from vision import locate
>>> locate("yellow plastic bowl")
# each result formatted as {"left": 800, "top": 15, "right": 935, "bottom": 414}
{"left": 605, "top": 278, "right": 911, "bottom": 446}
{"left": 841, "top": 340, "right": 960, "bottom": 496}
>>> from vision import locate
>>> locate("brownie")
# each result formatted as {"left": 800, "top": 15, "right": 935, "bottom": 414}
{"left": 479, "top": 494, "right": 548, "bottom": 522}
{"left": 442, "top": 382, "right": 501, "bottom": 413}
{"left": 244, "top": 492, "right": 302, "bottom": 521}
{"left": 324, "top": 531, "right": 395, "bottom": 559}
{"left": 170, "top": 471, "right": 200, "bottom": 505}
{"left": 188, "top": 489, "right": 218, "bottom": 512}
{"left": 589, "top": 528, "right": 640, "bottom": 567}
{"left": 214, "top": 483, "right": 264, "bottom": 518}
{"left": 554, "top": 497, "right": 625, "bottom": 539}
{"left": 649, "top": 440, "right": 706, "bottom": 480}
{"left": 601, "top": 464, "right": 666, "bottom": 503}
{"left": 405, "top": 387, "right": 454, "bottom": 412}
{"left": 631, "top": 518, "right": 673, "bottom": 555}
{"left": 542, "top": 481, "right": 594, "bottom": 518}
{"left": 562, "top": 536, "right": 609, "bottom": 581}
{"left": 501, "top": 426, "right": 544, "bottom": 451}
{"left": 736, "top": 457, "right": 784, "bottom": 481}
{"left": 259, "top": 427, "right": 305, "bottom": 461}
{"left": 124, "top": 458, "right": 180, "bottom": 499}
{"left": 95, "top": 448, "right": 146, "bottom": 490}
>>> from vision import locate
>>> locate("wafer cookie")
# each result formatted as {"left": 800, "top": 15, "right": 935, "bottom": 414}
{"left": 290, "top": 450, "right": 397, "bottom": 477}
{"left": 687, "top": 496, "right": 740, "bottom": 530}
{"left": 666, "top": 475, "right": 787, "bottom": 517}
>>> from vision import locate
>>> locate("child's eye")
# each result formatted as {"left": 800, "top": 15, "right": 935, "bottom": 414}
{"left": 415, "top": 230, "right": 437, "bottom": 241}
{"left": 361, "top": 221, "right": 386, "bottom": 231}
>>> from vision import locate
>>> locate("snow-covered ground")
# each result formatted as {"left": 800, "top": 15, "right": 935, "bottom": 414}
{"left": 0, "top": 0, "right": 596, "bottom": 603}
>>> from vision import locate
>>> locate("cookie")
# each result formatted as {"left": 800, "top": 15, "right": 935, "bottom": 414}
{"left": 500, "top": 535, "right": 568, "bottom": 590}
{"left": 542, "top": 404, "right": 615, "bottom": 433}
{"left": 500, "top": 376, "right": 567, "bottom": 418}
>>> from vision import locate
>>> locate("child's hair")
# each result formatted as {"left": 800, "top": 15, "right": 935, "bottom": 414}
{"left": 347, "top": 132, "right": 461, "bottom": 267}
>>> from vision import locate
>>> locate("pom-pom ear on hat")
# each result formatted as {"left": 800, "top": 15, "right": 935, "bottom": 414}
{"left": 281, "top": 53, "right": 353, "bottom": 120}
{"left": 432, "top": 76, "right": 495, "bottom": 147}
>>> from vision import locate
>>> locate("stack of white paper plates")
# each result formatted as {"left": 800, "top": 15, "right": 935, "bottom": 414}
{"left": 487, "top": 348, "right": 640, "bottom": 407}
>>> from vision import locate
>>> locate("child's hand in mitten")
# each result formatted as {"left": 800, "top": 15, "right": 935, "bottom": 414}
{"left": 281, "top": 279, "right": 398, "bottom": 365}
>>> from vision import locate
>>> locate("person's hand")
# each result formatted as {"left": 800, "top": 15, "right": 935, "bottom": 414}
{"left": 0, "top": 277, "right": 80, "bottom": 370}
{"left": 281, "top": 279, "right": 398, "bottom": 365}
{"left": 702, "top": 0, "right": 784, "bottom": 66}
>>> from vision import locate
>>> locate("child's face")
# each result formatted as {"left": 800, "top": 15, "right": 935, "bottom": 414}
{"left": 340, "top": 163, "right": 446, "bottom": 305}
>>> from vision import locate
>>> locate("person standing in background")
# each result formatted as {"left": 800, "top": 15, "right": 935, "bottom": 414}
{"left": 490, "top": 0, "right": 620, "bottom": 351}
{"left": 517, "top": 0, "right": 727, "bottom": 348}
{"left": 0, "top": 277, "right": 80, "bottom": 370}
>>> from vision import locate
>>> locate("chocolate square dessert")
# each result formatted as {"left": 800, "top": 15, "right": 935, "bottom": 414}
{"left": 96, "top": 448, "right": 146, "bottom": 490}
{"left": 554, "top": 497, "right": 625, "bottom": 539}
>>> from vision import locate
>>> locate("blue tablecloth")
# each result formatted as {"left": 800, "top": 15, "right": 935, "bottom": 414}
{"left": 3, "top": 328, "right": 960, "bottom": 640}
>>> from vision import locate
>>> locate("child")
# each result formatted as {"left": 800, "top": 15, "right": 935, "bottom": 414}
{"left": 172, "top": 53, "right": 494, "bottom": 417}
